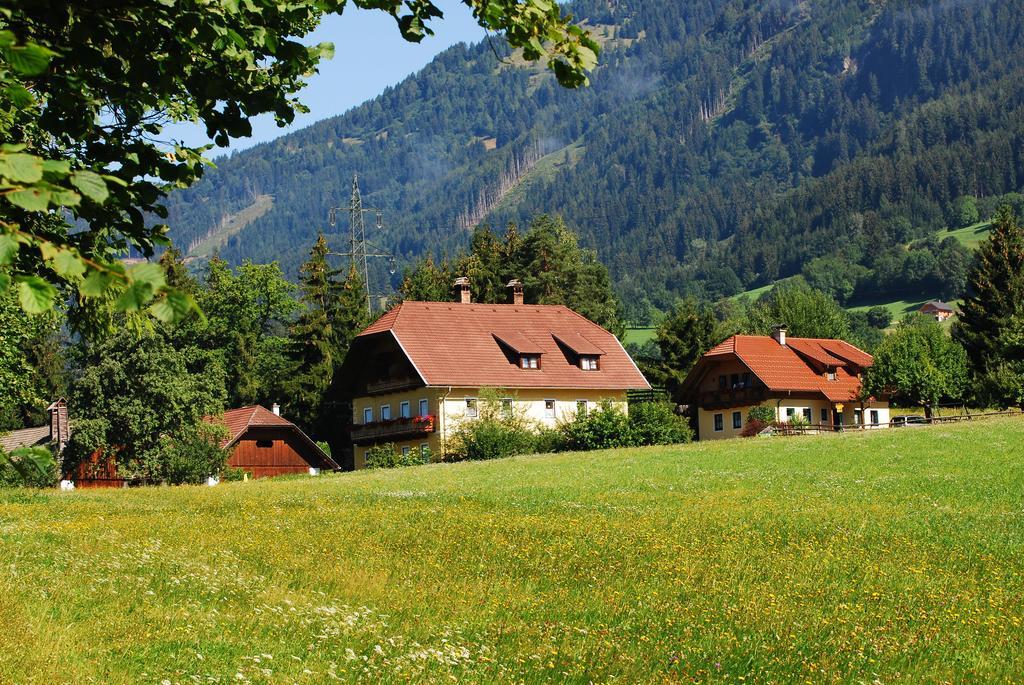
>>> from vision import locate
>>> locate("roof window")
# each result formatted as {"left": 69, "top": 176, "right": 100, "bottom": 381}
{"left": 580, "top": 355, "right": 599, "bottom": 370}
{"left": 520, "top": 354, "right": 540, "bottom": 369}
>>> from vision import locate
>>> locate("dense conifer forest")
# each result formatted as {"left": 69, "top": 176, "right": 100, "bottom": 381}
{"left": 163, "top": 0, "right": 1024, "bottom": 321}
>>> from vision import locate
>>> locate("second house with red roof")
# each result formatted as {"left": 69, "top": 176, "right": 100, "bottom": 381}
{"left": 678, "top": 326, "right": 890, "bottom": 440}
{"left": 339, "top": 278, "right": 651, "bottom": 467}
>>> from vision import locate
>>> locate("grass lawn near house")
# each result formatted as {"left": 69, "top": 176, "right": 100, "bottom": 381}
{"left": 623, "top": 326, "right": 656, "bottom": 345}
{"left": 2, "top": 417, "right": 1024, "bottom": 683}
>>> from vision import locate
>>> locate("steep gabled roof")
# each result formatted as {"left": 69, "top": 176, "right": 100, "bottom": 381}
{"left": 354, "top": 301, "right": 649, "bottom": 390}
{"left": 690, "top": 334, "right": 873, "bottom": 402}
{"left": 211, "top": 406, "right": 339, "bottom": 470}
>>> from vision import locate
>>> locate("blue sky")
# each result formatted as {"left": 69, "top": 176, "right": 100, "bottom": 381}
{"left": 165, "top": 1, "right": 486, "bottom": 154}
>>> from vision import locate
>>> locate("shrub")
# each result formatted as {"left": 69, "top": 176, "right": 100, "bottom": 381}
{"left": 533, "top": 428, "right": 565, "bottom": 454}
{"left": 628, "top": 401, "right": 693, "bottom": 445}
{"left": 559, "top": 400, "right": 632, "bottom": 451}
{"left": 450, "top": 389, "right": 538, "bottom": 461}
{"left": 747, "top": 406, "right": 775, "bottom": 424}
{"left": 220, "top": 466, "right": 248, "bottom": 482}
{"left": 452, "top": 417, "right": 536, "bottom": 461}
{"left": 364, "top": 443, "right": 427, "bottom": 469}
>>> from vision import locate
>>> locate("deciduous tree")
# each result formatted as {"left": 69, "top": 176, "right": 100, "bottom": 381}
{"left": 865, "top": 315, "right": 968, "bottom": 417}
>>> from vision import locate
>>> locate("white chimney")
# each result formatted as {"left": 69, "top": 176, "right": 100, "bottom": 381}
{"left": 454, "top": 276, "right": 471, "bottom": 304}
{"left": 271, "top": 403, "right": 281, "bottom": 416}
{"left": 772, "top": 325, "right": 787, "bottom": 346}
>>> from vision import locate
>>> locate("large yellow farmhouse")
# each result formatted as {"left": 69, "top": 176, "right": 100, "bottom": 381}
{"left": 678, "top": 326, "right": 890, "bottom": 440}
{"left": 340, "top": 280, "right": 650, "bottom": 467}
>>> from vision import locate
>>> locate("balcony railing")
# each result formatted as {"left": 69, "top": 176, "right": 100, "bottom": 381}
{"left": 351, "top": 415, "right": 436, "bottom": 445}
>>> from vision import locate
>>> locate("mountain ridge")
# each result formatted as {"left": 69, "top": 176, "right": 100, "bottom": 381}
{"left": 163, "top": 0, "right": 1024, "bottom": 321}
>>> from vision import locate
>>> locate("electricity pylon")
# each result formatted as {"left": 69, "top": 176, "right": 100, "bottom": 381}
{"left": 328, "top": 173, "right": 395, "bottom": 314}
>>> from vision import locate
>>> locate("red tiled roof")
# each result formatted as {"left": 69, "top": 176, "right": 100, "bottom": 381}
{"left": 698, "top": 334, "right": 873, "bottom": 402}
{"left": 356, "top": 301, "right": 649, "bottom": 390}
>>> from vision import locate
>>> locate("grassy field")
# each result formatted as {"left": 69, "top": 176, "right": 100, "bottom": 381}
{"left": 623, "top": 326, "right": 656, "bottom": 346}
{"left": 3, "top": 417, "right": 1024, "bottom": 683}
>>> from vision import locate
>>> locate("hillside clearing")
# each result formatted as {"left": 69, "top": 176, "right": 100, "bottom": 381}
{"left": 2, "top": 417, "right": 1024, "bottom": 683}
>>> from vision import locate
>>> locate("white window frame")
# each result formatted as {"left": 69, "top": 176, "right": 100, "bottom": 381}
{"left": 854, "top": 408, "right": 863, "bottom": 425}
{"left": 400, "top": 400, "right": 411, "bottom": 418}
{"left": 465, "top": 398, "right": 478, "bottom": 418}
{"left": 580, "top": 356, "right": 599, "bottom": 371}
{"left": 363, "top": 407, "right": 373, "bottom": 424}
{"left": 380, "top": 404, "right": 391, "bottom": 421}
{"left": 520, "top": 354, "right": 540, "bottom": 369}
{"left": 732, "top": 411, "right": 742, "bottom": 429}
{"left": 870, "top": 409, "right": 879, "bottom": 426}
{"left": 786, "top": 407, "right": 796, "bottom": 418}
{"left": 500, "top": 397, "right": 513, "bottom": 418}
{"left": 543, "top": 399, "right": 556, "bottom": 419}
{"left": 418, "top": 398, "right": 429, "bottom": 417}
{"left": 576, "top": 399, "right": 588, "bottom": 416}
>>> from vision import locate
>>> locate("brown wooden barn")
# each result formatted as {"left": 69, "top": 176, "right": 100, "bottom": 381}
{"left": 220, "top": 405, "right": 339, "bottom": 478}
{"left": 68, "top": 405, "right": 338, "bottom": 487}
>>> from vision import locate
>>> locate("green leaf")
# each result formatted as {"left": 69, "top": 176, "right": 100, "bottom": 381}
{"left": 70, "top": 170, "right": 109, "bottom": 204}
{"left": 80, "top": 269, "right": 114, "bottom": 297}
{"left": 16, "top": 276, "right": 57, "bottom": 313}
{"left": 51, "top": 248, "right": 87, "bottom": 279}
{"left": 0, "top": 233, "right": 19, "bottom": 265}
{"left": 128, "top": 261, "right": 166, "bottom": 290}
{"left": 7, "top": 187, "right": 51, "bottom": 211}
{"left": 115, "top": 280, "right": 155, "bottom": 312}
{"left": 3, "top": 84, "right": 34, "bottom": 108}
{"left": 150, "top": 290, "right": 196, "bottom": 323}
{"left": 0, "top": 270, "right": 9, "bottom": 293}
{"left": 0, "top": 153, "right": 44, "bottom": 183}
{"left": 4, "top": 43, "right": 57, "bottom": 76}
{"left": 41, "top": 159, "right": 72, "bottom": 176}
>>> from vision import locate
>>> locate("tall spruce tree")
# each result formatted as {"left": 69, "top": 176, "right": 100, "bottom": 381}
{"left": 644, "top": 298, "right": 720, "bottom": 403}
{"left": 953, "top": 206, "right": 1024, "bottom": 407}
{"left": 286, "top": 234, "right": 337, "bottom": 430}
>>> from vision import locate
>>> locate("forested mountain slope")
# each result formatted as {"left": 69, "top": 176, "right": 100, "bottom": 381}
{"left": 164, "top": 0, "right": 1024, "bottom": 321}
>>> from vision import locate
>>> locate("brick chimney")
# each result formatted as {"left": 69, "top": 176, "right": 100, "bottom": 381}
{"left": 47, "top": 399, "right": 69, "bottom": 451}
{"left": 454, "top": 276, "right": 471, "bottom": 304}
{"left": 507, "top": 278, "right": 524, "bottom": 305}
{"left": 772, "top": 325, "right": 787, "bottom": 346}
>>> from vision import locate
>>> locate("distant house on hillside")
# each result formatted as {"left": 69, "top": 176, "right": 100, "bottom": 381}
{"left": 920, "top": 300, "right": 956, "bottom": 321}
{"left": 339, "top": 278, "right": 650, "bottom": 468}
{"left": 678, "top": 327, "right": 889, "bottom": 440}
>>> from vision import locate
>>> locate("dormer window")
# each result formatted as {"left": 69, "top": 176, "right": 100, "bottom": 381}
{"left": 580, "top": 355, "right": 599, "bottom": 370}
{"left": 826, "top": 368, "right": 837, "bottom": 381}
{"left": 520, "top": 354, "right": 540, "bottom": 369}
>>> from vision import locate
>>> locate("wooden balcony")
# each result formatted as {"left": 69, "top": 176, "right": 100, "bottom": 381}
{"left": 351, "top": 415, "right": 436, "bottom": 445}
{"left": 365, "top": 377, "right": 422, "bottom": 395}
{"left": 698, "top": 386, "right": 770, "bottom": 409}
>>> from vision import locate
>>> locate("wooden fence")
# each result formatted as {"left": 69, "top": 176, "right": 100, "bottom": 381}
{"left": 763, "top": 409, "right": 1023, "bottom": 436}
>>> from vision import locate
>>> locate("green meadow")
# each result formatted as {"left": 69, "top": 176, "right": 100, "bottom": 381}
{"left": 2, "top": 417, "right": 1023, "bottom": 683}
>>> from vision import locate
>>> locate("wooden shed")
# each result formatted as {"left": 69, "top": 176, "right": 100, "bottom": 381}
{"left": 220, "top": 405, "right": 339, "bottom": 478}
